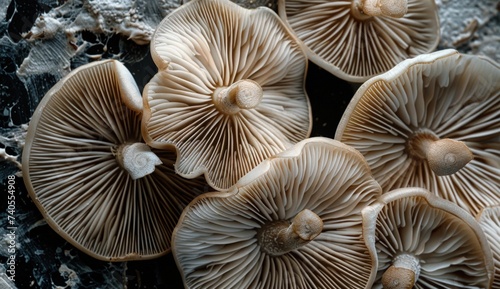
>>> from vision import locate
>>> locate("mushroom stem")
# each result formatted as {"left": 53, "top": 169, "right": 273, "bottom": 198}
{"left": 407, "top": 131, "right": 473, "bottom": 176}
{"left": 112, "top": 142, "right": 162, "bottom": 180}
{"left": 360, "top": 0, "right": 408, "bottom": 18}
{"left": 213, "top": 79, "right": 263, "bottom": 114}
{"left": 257, "top": 209, "right": 323, "bottom": 256}
{"left": 382, "top": 254, "right": 420, "bottom": 289}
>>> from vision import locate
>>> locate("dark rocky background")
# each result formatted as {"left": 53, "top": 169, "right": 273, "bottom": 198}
{"left": 0, "top": 0, "right": 497, "bottom": 288}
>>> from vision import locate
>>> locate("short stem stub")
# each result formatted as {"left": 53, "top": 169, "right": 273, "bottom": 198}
{"left": 112, "top": 142, "right": 162, "bottom": 180}
{"left": 382, "top": 254, "right": 421, "bottom": 289}
{"left": 426, "top": 139, "right": 473, "bottom": 176}
{"left": 407, "top": 131, "right": 473, "bottom": 176}
{"left": 361, "top": 0, "right": 408, "bottom": 18}
{"left": 257, "top": 209, "right": 323, "bottom": 257}
{"left": 213, "top": 79, "right": 263, "bottom": 115}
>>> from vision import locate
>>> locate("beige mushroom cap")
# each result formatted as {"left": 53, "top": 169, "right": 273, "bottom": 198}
{"left": 172, "top": 137, "right": 382, "bottom": 288}
{"left": 278, "top": 0, "right": 439, "bottom": 82}
{"left": 143, "top": 0, "right": 311, "bottom": 191}
{"left": 477, "top": 205, "right": 500, "bottom": 289}
{"left": 22, "top": 59, "right": 210, "bottom": 261}
{"left": 362, "top": 187, "right": 495, "bottom": 288}
{"left": 335, "top": 49, "right": 500, "bottom": 216}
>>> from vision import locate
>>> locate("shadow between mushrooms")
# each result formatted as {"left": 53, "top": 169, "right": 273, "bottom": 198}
{"left": 22, "top": 59, "right": 211, "bottom": 261}
{"left": 335, "top": 49, "right": 500, "bottom": 216}
{"left": 172, "top": 137, "right": 382, "bottom": 289}
{"left": 362, "top": 187, "right": 494, "bottom": 288}
{"left": 278, "top": 0, "right": 439, "bottom": 82}
{"left": 142, "top": 0, "right": 311, "bottom": 191}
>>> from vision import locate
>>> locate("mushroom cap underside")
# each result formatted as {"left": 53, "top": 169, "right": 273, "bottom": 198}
{"left": 278, "top": 0, "right": 440, "bottom": 82}
{"left": 335, "top": 49, "right": 500, "bottom": 216}
{"left": 172, "top": 137, "right": 382, "bottom": 289}
{"left": 22, "top": 59, "right": 210, "bottom": 261}
{"left": 143, "top": 0, "right": 311, "bottom": 191}
{"left": 362, "top": 187, "right": 495, "bottom": 288}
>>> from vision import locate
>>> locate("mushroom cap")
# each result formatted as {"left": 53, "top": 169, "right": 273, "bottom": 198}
{"left": 477, "top": 205, "right": 500, "bottom": 289}
{"left": 143, "top": 0, "right": 311, "bottom": 191}
{"left": 278, "top": 0, "right": 440, "bottom": 82}
{"left": 22, "top": 59, "right": 210, "bottom": 261}
{"left": 335, "top": 49, "right": 500, "bottom": 215}
{"left": 172, "top": 137, "right": 382, "bottom": 289}
{"left": 362, "top": 187, "right": 495, "bottom": 288}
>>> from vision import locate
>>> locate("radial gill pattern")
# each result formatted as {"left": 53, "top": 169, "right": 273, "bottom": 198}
{"left": 365, "top": 189, "right": 493, "bottom": 288}
{"left": 23, "top": 60, "right": 210, "bottom": 261}
{"left": 336, "top": 50, "right": 500, "bottom": 216}
{"left": 143, "top": 0, "right": 311, "bottom": 191}
{"left": 278, "top": 0, "right": 439, "bottom": 82}
{"left": 172, "top": 138, "right": 382, "bottom": 289}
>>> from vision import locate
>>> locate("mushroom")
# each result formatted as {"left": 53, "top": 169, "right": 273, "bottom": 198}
{"left": 277, "top": 0, "right": 439, "bottom": 82}
{"left": 477, "top": 205, "right": 500, "bottom": 289}
{"left": 335, "top": 49, "right": 500, "bottom": 215}
{"left": 172, "top": 137, "right": 381, "bottom": 288}
{"left": 362, "top": 187, "right": 495, "bottom": 288}
{"left": 142, "top": 0, "right": 311, "bottom": 191}
{"left": 172, "top": 137, "right": 382, "bottom": 288}
{"left": 22, "top": 59, "right": 210, "bottom": 261}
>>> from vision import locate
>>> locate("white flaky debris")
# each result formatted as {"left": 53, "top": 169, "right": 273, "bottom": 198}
{"left": 17, "top": 0, "right": 182, "bottom": 77}
{"left": 437, "top": 0, "right": 499, "bottom": 62}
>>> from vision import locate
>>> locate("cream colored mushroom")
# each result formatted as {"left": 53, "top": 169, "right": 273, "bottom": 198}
{"left": 362, "top": 187, "right": 495, "bottom": 288}
{"left": 22, "top": 59, "right": 210, "bottom": 261}
{"left": 278, "top": 0, "right": 439, "bottom": 82}
{"left": 143, "top": 0, "right": 311, "bottom": 191}
{"left": 336, "top": 49, "right": 500, "bottom": 215}
{"left": 172, "top": 137, "right": 382, "bottom": 288}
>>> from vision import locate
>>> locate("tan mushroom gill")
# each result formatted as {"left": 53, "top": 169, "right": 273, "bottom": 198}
{"left": 257, "top": 209, "right": 323, "bottom": 256}
{"left": 406, "top": 129, "right": 473, "bottom": 176}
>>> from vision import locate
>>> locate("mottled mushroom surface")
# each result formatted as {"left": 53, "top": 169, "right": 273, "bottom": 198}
{"left": 22, "top": 59, "right": 210, "bottom": 261}
{"left": 278, "top": 0, "right": 439, "bottom": 82}
{"left": 143, "top": 0, "right": 311, "bottom": 191}
{"left": 477, "top": 205, "right": 500, "bottom": 289}
{"left": 172, "top": 137, "right": 382, "bottom": 289}
{"left": 335, "top": 49, "right": 500, "bottom": 215}
{"left": 362, "top": 187, "right": 494, "bottom": 289}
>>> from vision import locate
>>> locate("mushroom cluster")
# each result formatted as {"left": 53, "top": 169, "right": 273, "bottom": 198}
{"left": 18, "top": 0, "right": 500, "bottom": 287}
